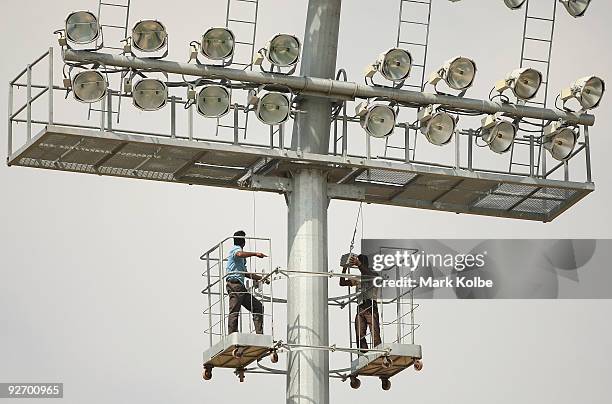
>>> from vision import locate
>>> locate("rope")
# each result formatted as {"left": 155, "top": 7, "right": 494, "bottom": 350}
{"left": 349, "top": 202, "right": 363, "bottom": 256}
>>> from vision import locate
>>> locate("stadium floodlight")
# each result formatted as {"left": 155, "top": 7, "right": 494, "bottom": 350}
{"left": 132, "top": 20, "right": 168, "bottom": 53}
{"left": 418, "top": 105, "right": 456, "bottom": 146}
{"left": 197, "top": 85, "right": 231, "bottom": 118}
{"left": 559, "top": 0, "right": 591, "bottom": 17}
{"left": 72, "top": 70, "right": 108, "bottom": 103}
{"left": 503, "top": 0, "right": 527, "bottom": 9}
{"left": 496, "top": 67, "right": 543, "bottom": 100}
{"left": 265, "top": 34, "right": 301, "bottom": 67}
{"left": 355, "top": 101, "right": 397, "bottom": 138}
{"left": 561, "top": 76, "right": 605, "bottom": 110}
{"left": 65, "top": 11, "right": 100, "bottom": 45}
{"left": 201, "top": 28, "right": 235, "bottom": 61}
{"left": 481, "top": 115, "right": 517, "bottom": 154}
{"left": 249, "top": 90, "right": 291, "bottom": 125}
{"left": 428, "top": 56, "right": 477, "bottom": 92}
{"left": 543, "top": 122, "right": 578, "bottom": 161}
{"left": 132, "top": 79, "right": 168, "bottom": 111}
{"left": 364, "top": 48, "right": 412, "bottom": 83}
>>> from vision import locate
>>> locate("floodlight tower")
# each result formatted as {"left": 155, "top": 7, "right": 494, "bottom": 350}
{"left": 286, "top": 1, "right": 341, "bottom": 403}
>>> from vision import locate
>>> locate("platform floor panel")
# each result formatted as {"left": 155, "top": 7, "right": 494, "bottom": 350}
{"left": 203, "top": 333, "right": 274, "bottom": 369}
{"left": 8, "top": 125, "right": 594, "bottom": 222}
{"left": 351, "top": 343, "right": 422, "bottom": 379}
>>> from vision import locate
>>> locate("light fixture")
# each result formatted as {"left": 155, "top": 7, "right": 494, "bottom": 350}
{"left": 428, "top": 56, "right": 477, "bottom": 91}
{"left": 72, "top": 70, "right": 108, "bottom": 103}
{"left": 65, "top": 11, "right": 100, "bottom": 45}
{"left": 543, "top": 122, "right": 578, "bottom": 161}
{"left": 197, "top": 85, "right": 231, "bottom": 118}
{"left": 560, "top": 0, "right": 591, "bottom": 17}
{"left": 503, "top": 0, "right": 527, "bottom": 9}
{"left": 132, "top": 79, "right": 168, "bottom": 111}
{"left": 365, "top": 48, "right": 412, "bottom": 82}
{"left": 265, "top": 34, "right": 301, "bottom": 67}
{"left": 481, "top": 115, "right": 517, "bottom": 154}
{"left": 418, "top": 105, "right": 456, "bottom": 146}
{"left": 355, "top": 101, "right": 397, "bottom": 138}
{"left": 201, "top": 28, "right": 235, "bottom": 60}
{"left": 132, "top": 20, "right": 168, "bottom": 53}
{"left": 250, "top": 91, "right": 290, "bottom": 125}
{"left": 561, "top": 76, "right": 605, "bottom": 110}
{"left": 496, "top": 67, "right": 543, "bottom": 100}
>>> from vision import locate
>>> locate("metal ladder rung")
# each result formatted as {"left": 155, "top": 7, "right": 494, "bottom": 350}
{"left": 522, "top": 57, "right": 549, "bottom": 64}
{"left": 227, "top": 18, "right": 256, "bottom": 25}
{"left": 400, "top": 20, "right": 428, "bottom": 26}
{"left": 526, "top": 15, "right": 554, "bottom": 22}
{"left": 235, "top": 41, "right": 255, "bottom": 46}
{"left": 398, "top": 41, "right": 427, "bottom": 47}
{"left": 219, "top": 125, "right": 247, "bottom": 130}
{"left": 524, "top": 36, "right": 553, "bottom": 43}
{"left": 101, "top": 24, "right": 128, "bottom": 29}
{"left": 100, "top": 2, "right": 130, "bottom": 7}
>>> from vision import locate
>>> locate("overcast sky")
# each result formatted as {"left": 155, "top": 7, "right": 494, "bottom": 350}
{"left": 1, "top": 1, "right": 611, "bottom": 403}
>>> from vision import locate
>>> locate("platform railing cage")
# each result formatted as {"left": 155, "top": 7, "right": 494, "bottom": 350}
{"left": 200, "top": 236, "right": 276, "bottom": 348}
{"left": 344, "top": 248, "right": 421, "bottom": 369}
{"left": 6, "top": 47, "right": 594, "bottom": 188}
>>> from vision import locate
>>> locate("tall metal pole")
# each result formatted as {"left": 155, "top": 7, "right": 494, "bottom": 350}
{"left": 287, "top": 1, "right": 341, "bottom": 404}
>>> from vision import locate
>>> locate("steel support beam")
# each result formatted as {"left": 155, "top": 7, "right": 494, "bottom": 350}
{"left": 63, "top": 50, "right": 596, "bottom": 126}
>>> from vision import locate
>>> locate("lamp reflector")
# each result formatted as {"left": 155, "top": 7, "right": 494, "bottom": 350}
{"left": 256, "top": 92, "right": 290, "bottom": 125}
{"left": 482, "top": 121, "right": 516, "bottom": 154}
{"left": 201, "top": 28, "right": 235, "bottom": 60}
{"left": 543, "top": 123, "right": 578, "bottom": 161}
{"left": 133, "top": 79, "right": 168, "bottom": 111}
{"left": 560, "top": 0, "right": 591, "bottom": 17}
{"left": 359, "top": 104, "right": 397, "bottom": 138}
{"left": 65, "top": 11, "right": 100, "bottom": 44}
{"left": 564, "top": 76, "right": 605, "bottom": 110}
{"left": 379, "top": 48, "right": 412, "bottom": 82}
{"left": 197, "top": 85, "right": 231, "bottom": 118}
{"left": 445, "top": 56, "right": 477, "bottom": 91}
{"left": 421, "top": 111, "right": 455, "bottom": 146}
{"left": 504, "top": 0, "right": 527, "bottom": 9}
{"left": 505, "top": 68, "right": 543, "bottom": 100}
{"left": 132, "top": 20, "right": 167, "bottom": 52}
{"left": 266, "top": 34, "right": 301, "bottom": 67}
{"left": 72, "top": 70, "right": 107, "bottom": 103}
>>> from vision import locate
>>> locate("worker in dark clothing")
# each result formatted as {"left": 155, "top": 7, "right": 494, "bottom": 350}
{"left": 226, "top": 230, "right": 268, "bottom": 335}
{"left": 340, "top": 254, "right": 382, "bottom": 351}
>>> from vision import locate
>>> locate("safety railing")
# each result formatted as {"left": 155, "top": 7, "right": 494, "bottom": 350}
{"left": 200, "top": 236, "right": 276, "bottom": 347}
{"left": 6, "top": 47, "right": 593, "bottom": 186}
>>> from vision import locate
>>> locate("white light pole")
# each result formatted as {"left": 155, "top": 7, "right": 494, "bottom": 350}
{"left": 286, "top": 1, "right": 341, "bottom": 403}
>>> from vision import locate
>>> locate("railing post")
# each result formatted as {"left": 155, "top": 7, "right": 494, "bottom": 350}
{"left": 26, "top": 65, "right": 32, "bottom": 141}
{"left": 188, "top": 103, "right": 194, "bottom": 141}
{"left": 233, "top": 104, "right": 239, "bottom": 144}
{"left": 584, "top": 125, "right": 592, "bottom": 183}
{"left": 170, "top": 96, "right": 176, "bottom": 138}
{"left": 455, "top": 129, "right": 460, "bottom": 169}
{"left": 279, "top": 123, "right": 284, "bottom": 149}
{"left": 342, "top": 102, "right": 348, "bottom": 157}
{"left": 100, "top": 95, "right": 105, "bottom": 132}
{"left": 468, "top": 131, "right": 474, "bottom": 171}
{"left": 404, "top": 125, "right": 410, "bottom": 163}
{"left": 8, "top": 84, "right": 13, "bottom": 161}
{"left": 107, "top": 90, "right": 113, "bottom": 131}
{"left": 529, "top": 135, "right": 535, "bottom": 177}
{"left": 48, "top": 47, "right": 54, "bottom": 125}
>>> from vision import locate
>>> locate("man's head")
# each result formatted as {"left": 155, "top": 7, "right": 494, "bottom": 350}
{"left": 234, "top": 230, "right": 246, "bottom": 248}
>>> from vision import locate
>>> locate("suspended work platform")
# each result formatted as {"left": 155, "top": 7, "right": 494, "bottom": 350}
{"left": 349, "top": 343, "right": 422, "bottom": 390}
{"left": 203, "top": 333, "right": 275, "bottom": 382}
{"left": 8, "top": 125, "right": 593, "bottom": 222}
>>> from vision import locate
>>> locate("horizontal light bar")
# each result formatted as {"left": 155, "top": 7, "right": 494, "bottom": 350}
{"left": 63, "top": 50, "right": 596, "bottom": 126}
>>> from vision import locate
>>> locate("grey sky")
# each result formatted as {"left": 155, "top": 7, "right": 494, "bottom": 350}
{"left": 1, "top": 0, "right": 611, "bottom": 403}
